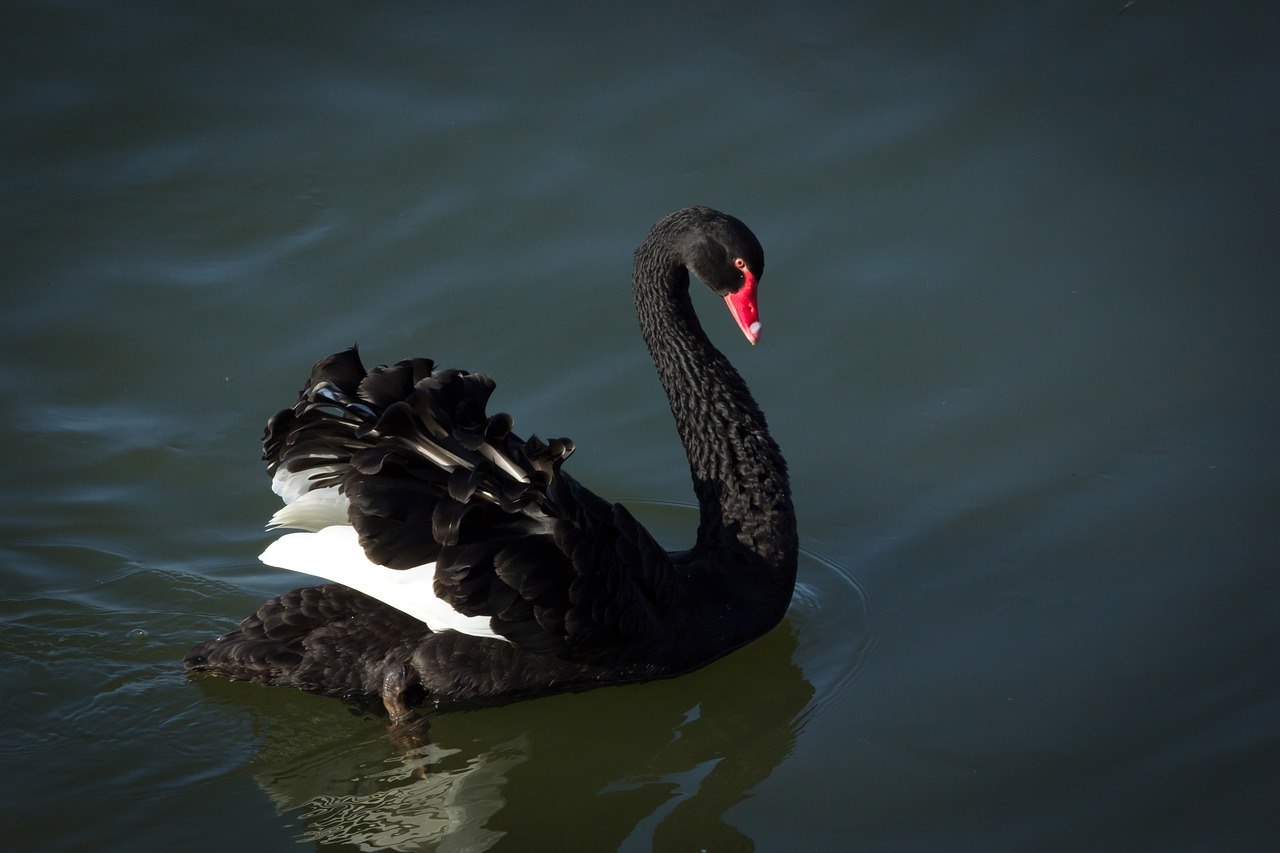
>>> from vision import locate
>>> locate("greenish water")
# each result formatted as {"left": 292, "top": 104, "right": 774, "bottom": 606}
{"left": 3, "top": 1, "right": 1278, "bottom": 849}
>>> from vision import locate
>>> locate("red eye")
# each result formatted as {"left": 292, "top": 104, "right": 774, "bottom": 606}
{"left": 734, "top": 258, "right": 747, "bottom": 270}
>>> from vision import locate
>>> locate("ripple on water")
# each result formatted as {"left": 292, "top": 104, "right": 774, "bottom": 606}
{"left": 790, "top": 541, "right": 873, "bottom": 727}
{"left": 0, "top": 561, "right": 255, "bottom": 753}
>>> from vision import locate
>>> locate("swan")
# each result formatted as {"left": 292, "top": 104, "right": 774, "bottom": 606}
{"left": 184, "top": 206, "right": 797, "bottom": 718}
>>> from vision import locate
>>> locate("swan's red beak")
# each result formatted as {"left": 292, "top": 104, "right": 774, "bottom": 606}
{"left": 724, "top": 269, "right": 761, "bottom": 345}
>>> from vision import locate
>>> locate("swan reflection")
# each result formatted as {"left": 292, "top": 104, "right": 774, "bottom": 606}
{"left": 212, "top": 619, "right": 813, "bottom": 850}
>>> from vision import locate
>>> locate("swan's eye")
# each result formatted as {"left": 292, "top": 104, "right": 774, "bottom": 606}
{"left": 734, "top": 257, "right": 747, "bottom": 275}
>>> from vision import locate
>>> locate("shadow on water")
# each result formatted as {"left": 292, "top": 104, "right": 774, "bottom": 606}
{"left": 190, "top": 503, "right": 871, "bottom": 850}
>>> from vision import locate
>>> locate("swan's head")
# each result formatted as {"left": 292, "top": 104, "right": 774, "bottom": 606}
{"left": 679, "top": 207, "right": 766, "bottom": 345}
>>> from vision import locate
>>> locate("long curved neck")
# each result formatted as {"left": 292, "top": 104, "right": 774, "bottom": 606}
{"left": 632, "top": 238, "right": 797, "bottom": 582}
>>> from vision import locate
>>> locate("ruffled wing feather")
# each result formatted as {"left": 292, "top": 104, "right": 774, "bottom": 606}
{"left": 262, "top": 347, "right": 675, "bottom": 660}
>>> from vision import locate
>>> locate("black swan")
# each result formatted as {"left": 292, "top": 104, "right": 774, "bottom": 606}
{"left": 184, "top": 206, "right": 798, "bottom": 718}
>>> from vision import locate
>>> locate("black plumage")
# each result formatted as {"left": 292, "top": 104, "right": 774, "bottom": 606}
{"left": 184, "top": 206, "right": 798, "bottom": 717}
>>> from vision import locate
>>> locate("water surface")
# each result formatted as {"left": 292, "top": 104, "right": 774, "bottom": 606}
{"left": 3, "top": 1, "right": 1278, "bottom": 849}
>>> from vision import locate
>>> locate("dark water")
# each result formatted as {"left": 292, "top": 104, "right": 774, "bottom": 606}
{"left": 3, "top": 1, "right": 1278, "bottom": 849}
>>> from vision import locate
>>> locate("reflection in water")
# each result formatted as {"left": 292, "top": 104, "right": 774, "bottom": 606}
{"left": 266, "top": 734, "right": 524, "bottom": 851}
{"left": 209, "top": 620, "right": 819, "bottom": 850}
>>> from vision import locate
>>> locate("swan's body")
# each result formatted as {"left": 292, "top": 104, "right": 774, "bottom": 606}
{"left": 184, "top": 207, "right": 797, "bottom": 717}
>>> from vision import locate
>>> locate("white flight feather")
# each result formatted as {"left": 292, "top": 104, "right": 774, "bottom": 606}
{"left": 269, "top": 459, "right": 350, "bottom": 531}
{"left": 271, "top": 461, "right": 346, "bottom": 504}
{"left": 267, "top": 487, "right": 349, "bottom": 531}
{"left": 259, "top": 524, "right": 507, "bottom": 641}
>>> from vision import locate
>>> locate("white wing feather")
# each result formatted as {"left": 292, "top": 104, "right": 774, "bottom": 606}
{"left": 259, "top": 525, "right": 507, "bottom": 641}
{"left": 271, "top": 461, "right": 346, "bottom": 504}
{"left": 267, "top": 487, "right": 348, "bottom": 531}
